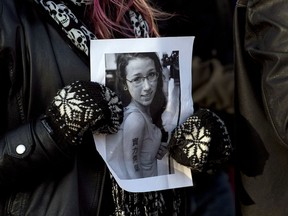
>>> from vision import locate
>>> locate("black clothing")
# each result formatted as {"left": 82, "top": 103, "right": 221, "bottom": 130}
{"left": 0, "top": 0, "right": 109, "bottom": 215}
{"left": 0, "top": 0, "right": 235, "bottom": 215}
{"left": 235, "top": 0, "right": 288, "bottom": 215}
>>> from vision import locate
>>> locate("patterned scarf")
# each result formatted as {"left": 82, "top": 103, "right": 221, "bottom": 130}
{"left": 34, "top": 0, "right": 149, "bottom": 59}
{"left": 33, "top": 0, "right": 182, "bottom": 215}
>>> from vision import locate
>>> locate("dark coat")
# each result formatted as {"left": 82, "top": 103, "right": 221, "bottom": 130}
{"left": 0, "top": 0, "right": 111, "bottom": 215}
{"left": 0, "top": 0, "right": 235, "bottom": 215}
{"left": 234, "top": 0, "right": 288, "bottom": 215}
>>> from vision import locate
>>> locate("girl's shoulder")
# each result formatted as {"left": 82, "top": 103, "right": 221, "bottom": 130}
{"left": 124, "top": 105, "right": 143, "bottom": 118}
{"left": 124, "top": 108, "right": 145, "bottom": 123}
{"left": 123, "top": 106, "right": 146, "bottom": 130}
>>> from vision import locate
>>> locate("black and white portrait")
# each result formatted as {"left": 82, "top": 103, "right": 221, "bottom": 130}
{"left": 105, "top": 52, "right": 181, "bottom": 180}
{"left": 91, "top": 37, "right": 194, "bottom": 192}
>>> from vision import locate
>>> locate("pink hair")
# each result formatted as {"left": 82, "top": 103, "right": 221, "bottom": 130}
{"left": 87, "top": 0, "right": 169, "bottom": 38}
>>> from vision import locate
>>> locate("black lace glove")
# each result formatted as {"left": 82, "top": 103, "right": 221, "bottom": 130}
{"left": 45, "top": 81, "right": 123, "bottom": 146}
{"left": 168, "top": 109, "right": 232, "bottom": 174}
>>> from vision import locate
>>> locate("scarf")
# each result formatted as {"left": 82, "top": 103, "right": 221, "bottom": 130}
{"left": 33, "top": 0, "right": 182, "bottom": 215}
{"left": 34, "top": 0, "right": 149, "bottom": 60}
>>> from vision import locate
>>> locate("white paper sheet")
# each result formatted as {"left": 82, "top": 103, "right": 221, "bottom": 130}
{"left": 91, "top": 37, "right": 195, "bottom": 192}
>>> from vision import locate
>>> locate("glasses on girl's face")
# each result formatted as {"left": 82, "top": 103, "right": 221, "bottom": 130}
{"left": 126, "top": 72, "right": 159, "bottom": 86}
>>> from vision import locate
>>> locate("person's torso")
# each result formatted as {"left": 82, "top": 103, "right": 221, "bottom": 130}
{"left": 124, "top": 105, "right": 162, "bottom": 177}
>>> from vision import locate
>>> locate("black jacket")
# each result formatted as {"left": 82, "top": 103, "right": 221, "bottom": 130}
{"left": 0, "top": 0, "right": 111, "bottom": 215}
{"left": 0, "top": 0, "right": 235, "bottom": 215}
{"left": 235, "top": 0, "right": 288, "bottom": 215}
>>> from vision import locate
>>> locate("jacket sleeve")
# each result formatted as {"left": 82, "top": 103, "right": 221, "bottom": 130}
{"left": 0, "top": 0, "right": 75, "bottom": 189}
{"left": 242, "top": 0, "right": 288, "bottom": 147}
{"left": 0, "top": 117, "right": 75, "bottom": 189}
{"left": 0, "top": 43, "right": 74, "bottom": 189}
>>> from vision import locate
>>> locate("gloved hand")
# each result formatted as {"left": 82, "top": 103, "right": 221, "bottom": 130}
{"left": 168, "top": 108, "right": 232, "bottom": 174}
{"left": 45, "top": 80, "right": 123, "bottom": 145}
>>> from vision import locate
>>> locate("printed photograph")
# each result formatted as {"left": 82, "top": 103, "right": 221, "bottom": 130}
{"left": 91, "top": 37, "right": 194, "bottom": 192}
{"left": 105, "top": 51, "right": 180, "bottom": 180}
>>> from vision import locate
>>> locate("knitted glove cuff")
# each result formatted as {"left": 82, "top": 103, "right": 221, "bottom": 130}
{"left": 168, "top": 109, "right": 232, "bottom": 173}
{"left": 46, "top": 81, "right": 123, "bottom": 146}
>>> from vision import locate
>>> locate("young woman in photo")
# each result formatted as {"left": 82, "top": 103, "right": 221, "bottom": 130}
{"left": 115, "top": 52, "right": 167, "bottom": 179}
